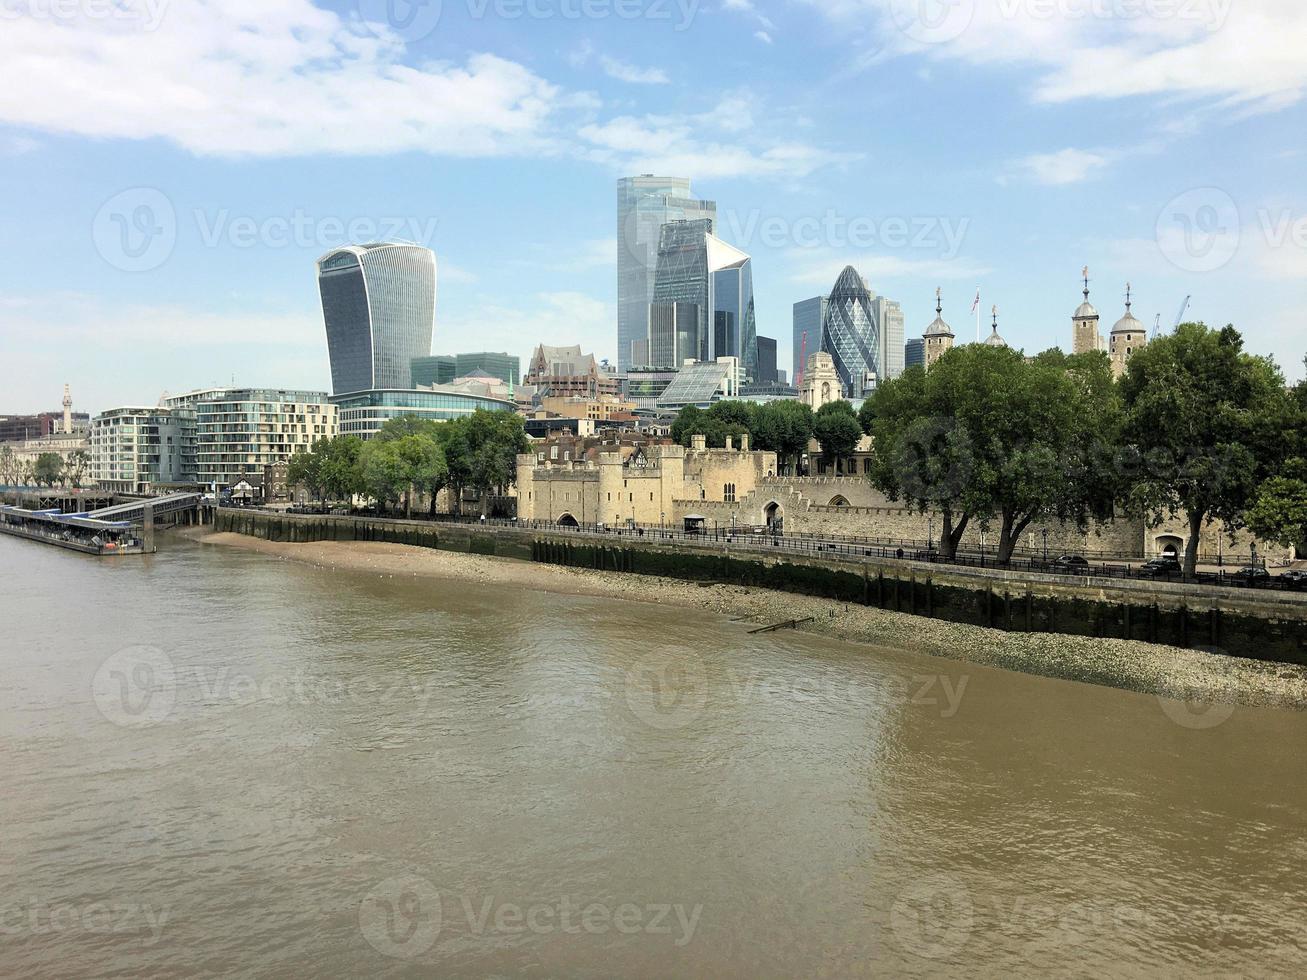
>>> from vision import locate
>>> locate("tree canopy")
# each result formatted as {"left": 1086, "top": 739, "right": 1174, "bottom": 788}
{"left": 864, "top": 343, "right": 1120, "bottom": 561}
{"left": 1120, "top": 322, "right": 1288, "bottom": 574}
{"left": 812, "top": 400, "right": 863, "bottom": 465}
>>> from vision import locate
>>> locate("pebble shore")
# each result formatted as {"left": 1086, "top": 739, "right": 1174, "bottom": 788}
{"left": 182, "top": 528, "right": 1307, "bottom": 711}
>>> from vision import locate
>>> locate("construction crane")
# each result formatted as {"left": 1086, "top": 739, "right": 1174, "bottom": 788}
{"left": 1173, "top": 295, "right": 1191, "bottom": 330}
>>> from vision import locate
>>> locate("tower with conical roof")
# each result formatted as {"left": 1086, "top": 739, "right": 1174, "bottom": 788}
{"left": 1072, "top": 266, "right": 1102, "bottom": 354}
{"left": 923, "top": 287, "right": 955, "bottom": 369}
{"left": 984, "top": 305, "right": 1008, "bottom": 347}
{"left": 1109, "top": 282, "right": 1145, "bottom": 379}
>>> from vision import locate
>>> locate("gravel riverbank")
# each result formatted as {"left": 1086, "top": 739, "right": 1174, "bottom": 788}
{"left": 179, "top": 527, "right": 1307, "bottom": 711}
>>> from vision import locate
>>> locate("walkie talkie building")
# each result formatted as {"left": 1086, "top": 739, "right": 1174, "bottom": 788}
{"left": 317, "top": 243, "right": 437, "bottom": 395}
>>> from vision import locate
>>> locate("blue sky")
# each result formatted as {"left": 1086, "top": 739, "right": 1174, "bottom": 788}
{"left": 1, "top": 0, "right": 1304, "bottom": 413}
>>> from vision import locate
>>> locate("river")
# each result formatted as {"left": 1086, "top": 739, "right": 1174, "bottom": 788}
{"left": 1, "top": 534, "right": 1304, "bottom": 977}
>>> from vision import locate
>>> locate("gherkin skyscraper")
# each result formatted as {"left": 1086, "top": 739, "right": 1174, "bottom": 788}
{"left": 821, "top": 265, "right": 880, "bottom": 396}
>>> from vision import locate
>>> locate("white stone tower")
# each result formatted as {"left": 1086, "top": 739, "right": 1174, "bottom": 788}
{"left": 923, "top": 287, "right": 955, "bottom": 369}
{"left": 1109, "top": 283, "right": 1146, "bottom": 380}
{"left": 1072, "top": 267, "right": 1102, "bottom": 354}
{"left": 62, "top": 384, "right": 73, "bottom": 434}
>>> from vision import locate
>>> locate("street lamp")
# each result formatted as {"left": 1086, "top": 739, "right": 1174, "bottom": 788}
{"left": 1042, "top": 527, "right": 1048, "bottom": 561}
{"left": 928, "top": 517, "right": 934, "bottom": 552}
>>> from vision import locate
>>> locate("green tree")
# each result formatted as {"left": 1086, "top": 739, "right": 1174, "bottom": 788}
{"left": 323, "top": 436, "right": 365, "bottom": 504}
{"left": 1120, "top": 322, "right": 1289, "bottom": 575}
{"left": 866, "top": 344, "right": 1119, "bottom": 561}
{"left": 33, "top": 452, "right": 64, "bottom": 487}
{"left": 1245, "top": 458, "right": 1307, "bottom": 554}
{"left": 393, "top": 433, "right": 446, "bottom": 519}
{"left": 461, "top": 410, "right": 529, "bottom": 517}
{"left": 287, "top": 443, "right": 325, "bottom": 506}
{"left": 359, "top": 439, "right": 409, "bottom": 512}
{"left": 812, "top": 400, "right": 862, "bottom": 469}
{"left": 0, "top": 446, "right": 17, "bottom": 487}
{"left": 670, "top": 405, "right": 728, "bottom": 448}
{"left": 752, "top": 400, "right": 813, "bottom": 475}
{"left": 65, "top": 449, "right": 91, "bottom": 489}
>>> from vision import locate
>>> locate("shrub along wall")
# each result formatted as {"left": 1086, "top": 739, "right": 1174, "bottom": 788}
{"left": 212, "top": 510, "right": 1307, "bottom": 666}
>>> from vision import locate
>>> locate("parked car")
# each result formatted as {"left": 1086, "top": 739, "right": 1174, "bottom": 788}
{"left": 1052, "top": 554, "right": 1089, "bottom": 571}
{"left": 1279, "top": 569, "right": 1307, "bottom": 589}
{"left": 1139, "top": 556, "right": 1183, "bottom": 576}
{"left": 1229, "top": 565, "right": 1271, "bottom": 584}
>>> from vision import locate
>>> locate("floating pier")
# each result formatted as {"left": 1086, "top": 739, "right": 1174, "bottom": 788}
{"left": 0, "top": 492, "right": 201, "bottom": 556}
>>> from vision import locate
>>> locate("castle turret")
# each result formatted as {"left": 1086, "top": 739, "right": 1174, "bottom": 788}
{"left": 983, "top": 305, "right": 1008, "bottom": 347}
{"left": 1072, "top": 267, "right": 1101, "bottom": 354}
{"left": 1109, "top": 282, "right": 1146, "bottom": 379}
{"left": 923, "top": 287, "right": 955, "bottom": 369}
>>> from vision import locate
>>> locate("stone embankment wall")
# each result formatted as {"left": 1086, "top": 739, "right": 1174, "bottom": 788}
{"left": 213, "top": 510, "right": 1307, "bottom": 666}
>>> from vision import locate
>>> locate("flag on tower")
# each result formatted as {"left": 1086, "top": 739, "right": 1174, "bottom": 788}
{"left": 970, "top": 289, "right": 980, "bottom": 314}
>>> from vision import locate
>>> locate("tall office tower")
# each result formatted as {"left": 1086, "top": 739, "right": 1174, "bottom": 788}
{"left": 821, "top": 266, "right": 881, "bottom": 397}
{"left": 792, "top": 296, "right": 828, "bottom": 384}
{"left": 317, "top": 243, "right": 437, "bottom": 395}
{"left": 755, "top": 336, "right": 778, "bottom": 384}
{"left": 649, "top": 220, "right": 757, "bottom": 377}
{"left": 904, "top": 337, "right": 926, "bottom": 370}
{"left": 617, "top": 176, "right": 716, "bottom": 373}
{"left": 648, "top": 301, "right": 703, "bottom": 367}
{"left": 871, "top": 295, "right": 905, "bottom": 382}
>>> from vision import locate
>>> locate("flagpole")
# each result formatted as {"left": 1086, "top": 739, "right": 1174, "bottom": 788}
{"left": 975, "top": 288, "right": 980, "bottom": 342}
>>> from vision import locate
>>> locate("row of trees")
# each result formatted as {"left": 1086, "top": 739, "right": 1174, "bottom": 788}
{"left": 660, "top": 323, "right": 1305, "bottom": 574}
{"left": 669, "top": 399, "right": 863, "bottom": 473}
{"left": 287, "top": 409, "right": 530, "bottom": 518}
{"left": 862, "top": 323, "right": 1305, "bottom": 573}
{"left": 0, "top": 447, "right": 91, "bottom": 489}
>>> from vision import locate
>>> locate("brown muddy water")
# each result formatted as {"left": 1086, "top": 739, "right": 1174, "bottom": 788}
{"left": 1, "top": 535, "right": 1304, "bottom": 977}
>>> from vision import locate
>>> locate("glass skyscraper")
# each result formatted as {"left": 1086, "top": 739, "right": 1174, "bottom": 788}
{"left": 871, "top": 294, "right": 905, "bottom": 381}
{"left": 617, "top": 176, "right": 715, "bottom": 373}
{"left": 822, "top": 266, "right": 881, "bottom": 397}
{"left": 649, "top": 220, "right": 757, "bottom": 378}
{"left": 792, "top": 296, "right": 828, "bottom": 384}
{"left": 317, "top": 243, "right": 437, "bottom": 395}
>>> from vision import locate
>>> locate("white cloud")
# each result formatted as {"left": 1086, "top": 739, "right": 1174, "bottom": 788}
{"left": 818, "top": 0, "right": 1307, "bottom": 112}
{"left": 0, "top": 1, "right": 562, "bottom": 158}
{"left": 598, "top": 55, "right": 670, "bottom": 85}
{"left": 570, "top": 40, "right": 668, "bottom": 84}
{"left": 579, "top": 95, "right": 860, "bottom": 179}
{"left": 0, "top": 1, "right": 850, "bottom": 181}
{"left": 754, "top": 30, "right": 774, "bottom": 44}
{"left": 1012, "top": 148, "right": 1111, "bottom": 185}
